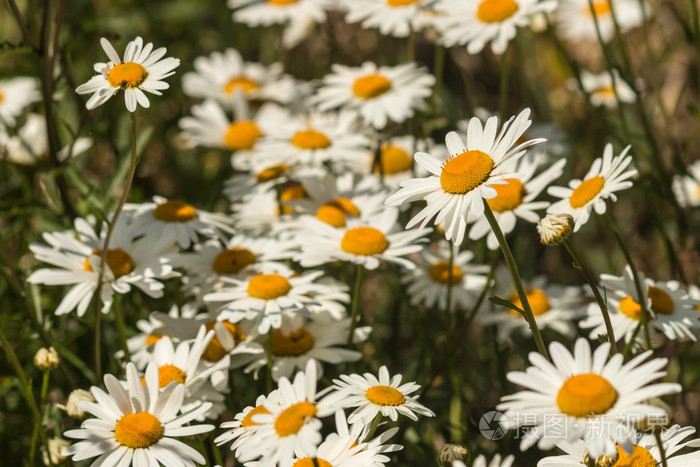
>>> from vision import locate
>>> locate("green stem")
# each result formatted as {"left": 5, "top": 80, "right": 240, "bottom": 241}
{"left": 347, "top": 264, "right": 365, "bottom": 346}
{"left": 622, "top": 321, "right": 643, "bottom": 359}
{"left": 433, "top": 45, "right": 445, "bottom": 101}
{"left": 362, "top": 412, "right": 383, "bottom": 443}
{"left": 498, "top": 51, "right": 509, "bottom": 119}
{"left": 562, "top": 239, "right": 617, "bottom": 355}
{"left": 445, "top": 246, "right": 455, "bottom": 319}
{"left": 654, "top": 431, "right": 668, "bottom": 467}
{"left": 266, "top": 329, "right": 273, "bottom": 393}
{"left": 113, "top": 296, "right": 131, "bottom": 363}
{"left": 483, "top": 203, "right": 549, "bottom": 359}
{"left": 210, "top": 435, "right": 223, "bottom": 466}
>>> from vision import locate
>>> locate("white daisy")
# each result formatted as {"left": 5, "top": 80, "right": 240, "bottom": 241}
{"left": 296, "top": 207, "right": 430, "bottom": 270}
{"left": 228, "top": 0, "right": 331, "bottom": 30}
{"left": 0, "top": 77, "right": 40, "bottom": 126}
{"left": 62, "top": 362, "right": 214, "bottom": 465}
{"left": 230, "top": 185, "right": 299, "bottom": 234}
{"left": 27, "top": 216, "right": 177, "bottom": 316}
{"left": 468, "top": 454, "right": 515, "bottom": 467}
{"left": 385, "top": 108, "right": 544, "bottom": 245}
{"left": 547, "top": 143, "right": 637, "bottom": 232}
{"left": 579, "top": 69, "right": 636, "bottom": 108}
{"left": 76, "top": 37, "right": 180, "bottom": 112}
{"left": 313, "top": 62, "right": 435, "bottom": 129}
{"left": 554, "top": 0, "right": 648, "bottom": 43}
{"left": 672, "top": 159, "right": 700, "bottom": 207}
{"left": 434, "top": 0, "right": 557, "bottom": 54}
{"left": 497, "top": 338, "right": 681, "bottom": 459}
{"left": 328, "top": 365, "right": 435, "bottom": 426}
{"left": 340, "top": 0, "right": 435, "bottom": 38}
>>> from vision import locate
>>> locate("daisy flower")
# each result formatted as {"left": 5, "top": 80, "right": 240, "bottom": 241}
{"left": 402, "top": 241, "right": 490, "bottom": 312}
{"left": 465, "top": 454, "right": 515, "bottom": 467}
{"left": 554, "top": 0, "right": 648, "bottom": 43}
{"left": 538, "top": 424, "right": 700, "bottom": 466}
{"left": 328, "top": 365, "right": 435, "bottom": 426}
{"left": 76, "top": 37, "right": 180, "bottom": 112}
{"left": 340, "top": 0, "right": 435, "bottom": 38}
{"left": 579, "top": 69, "right": 636, "bottom": 108}
{"left": 672, "top": 159, "right": 700, "bottom": 207}
{"left": 27, "top": 216, "right": 177, "bottom": 316}
{"left": 230, "top": 186, "right": 299, "bottom": 234}
{"left": 296, "top": 207, "right": 430, "bottom": 270}
{"left": 497, "top": 338, "right": 681, "bottom": 459}
{"left": 313, "top": 62, "right": 435, "bottom": 129}
{"left": 468, "top": 154, "right": 566, "bottom": 249}
{"left": 228, "top": 0, "right": 331, "bottom": 30}
{"left": 0, "top": 77, "right": 40, "bottom": 126}
{"left": 182, "top": 48, "right": 299, "bottom": 106}
{"left": 116, "top": 312, "right": 169, "bottom": 368}
{"left": 434, "top": 0, "right": 557, "bottom": 54}
{"left": 215, "top": 391, "right": 281, "bottom": 459}
{"left": 62, "top": 362, "right": 214, "bottom": 465}
{"left": 547, "top": 143, "right": 636, "bottom": 232}
{"left": 385, "top": 108, "right": 545, "bottom": 245}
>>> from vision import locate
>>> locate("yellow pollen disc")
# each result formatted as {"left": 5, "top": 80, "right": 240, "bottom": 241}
{"left": 268, "top": 0, "right": 298, "bottom": 4}
{"left": 107, "top": 62, "right": 148, "bottom": 88}
{"left": 487, "top": 178, "right": 525, "bottom": 212}
{"left": 556, "top": 373, "right": 617, "bottom": 417}
{"left": 477, "top": 0, "right": 520, "bottom": 22}
{"left": 386, "top": 0, "right": 420, "bottom": 5}
{"left": 146, "top": 333, "right": 164, "bottom": 347}
{"left": 440, "top": 150, "right": 494, "bottom": 194}
{"left": 293, "top": 458, "right": 333, "bottom": 467}
{"left": 619, "top": 296, "right": 642, "bottom": 320}
{"left": 280, "top": 183, "right": 307, "bottom": 202}
{"left": 153, "top": 200, "right": 198, "bottom": 222}
{"left": 509, "top": 288, "right": 551, "bottom": 316}
{"left": 0, "top": 90, "right": 4, "bottom": 103}
{"left": 224, "top": 120, "right": 262, "bottom": 151}
{"left": 291, "top": 129, "right": 332, "bottom": 150}
{"left": 157, "top": 364, "right": 186, "bottom": 388}
{"left": 614, "top": 444, "right": 656, "bottom": 467}
{"left": 223, "top": 76, "right": 259, "bottom": 95}
{"left": 247, "top": 274, "right": 292, "bottom": 299}
{"left": 316, "top": 198, "right": 361, "bottom": 227}
{"left": 569, "top": 176, "right": 605, "bottom": 209}
{"left": 114, "top": 412, "right": 164, "bottom": 448}
{"left": 241, "top": 405, "right": 271, "bottom": 428}
{"left": 83, "top": 248, "right": 135, "bottom": 279}
{"left": 595, "top": 86, "right": 616, "bottom": 98}
{"left": 375, "top": 145, "right": 413, "bottom": 174}
{"left": 272, "top": 326, "right": 315, "bottom": 356}
{"left": 648, "top": 286, "right": 674, "bottom": 315}
{"left": 428, "top": 261, "right": 463, "bottom": 284}
{"left": 213, "top": 247, "right": 257, "bottom": 275}
{"left": 274, "top": 401, "right": 317, "bottom": 437}
{"left": 587, "top": 0, "right": 611, "bottom": 17}
{"left": 202, "top": 320, "right": 247, "bottom": 362}
{"left": 366, "top": 385, "right": 406, "bottom": 406}
{"left": 340, "top": 227, "right": 389, "bottom": 256}
{"left": 255, "top": 164, "right": 288, "bottom": 183}
{"left": 352, "top": 74, "right": 392, "bottom": 99}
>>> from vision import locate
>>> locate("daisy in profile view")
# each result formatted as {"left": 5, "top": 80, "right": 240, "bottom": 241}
{"left": 385, "top": 108, "right": 545, "bottom": 245}
{"left": 76, "top": 37, "right": 180, "bottom": 112}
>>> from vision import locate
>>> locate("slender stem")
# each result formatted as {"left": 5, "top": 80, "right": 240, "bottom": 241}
{"left": 622, "top": 321, "right": 643, "bottom": 359}
{"left": 483, "top": 203, "right": 549, "bottom": 359}
{"left": 113, "top": 296, "right": 131, "bottom": 362}
{"left": 29, "top": 370, "right": 51, "bottom": 465}
{"left": 210, "top": 435, "right": 223, "bottom": 466}
{"left": 562, "top": 239, "right": 617, "bottom": 356}
{"left": 445, "top": 246, "right": 455, "bottom": 318}
{"left": 266, "top": 329, "right": 273, "bottom": 393}
{"left": 7, "top": 0, "right": 39, "bottom": 50}
{"left": 362, "top": 412, "right": 383, "bottom": 443}
{"left": 498, "top": 51, "right": 510, "bottom": 119}
{"left": 433, "top": 45, "right": 445, "bottom": 100}
{"left": 654, "top": 431, "right": 668, "bottom": 467}
{"left": 347, "top": 264, "right": 365, "bottom": 346}
{"left": 407, "top": 26, "right": 416, "bottom": 63}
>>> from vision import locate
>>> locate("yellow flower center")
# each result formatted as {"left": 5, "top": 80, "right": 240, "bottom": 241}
{"left": 255, "top": 164, "right": 288, "bottom": 183}
{"left": 280, "top": 183, "right": 307, "bottom": 202}
{"left": 340, "top": 227, "right": 389, "bottom": 256}
{"left": 352, "top": 74, "right": 392, "bottom": 99}
{"left": 107, "top": 62, "right": 148, "bottom": 88}
{"left": 152, "top": 200, "right": 198, "bottom": 222}
{"left": 386, "top": 0, "right": 420, "bottom": 5}
{"left": 291, "top": 129, "right": 332, "bottom": 150}
{"left": 213, "top": 247, "right": 258, "bottom": 275}
{"left": 202, "top": 320, "right": 247, "bottom": 362}
{"left": 224, "top": 120, "right": 262, "bottom": 151}
{"left": 648, "top": 286, "right": 674, "bottom": 315}
{"left": 157, "top": 364, "right": 187, "bottom": 388}
{"left": 440, "top": 150, "right": 494, "bottom": 194}
{"left": 0, "top": 90, "right": 4, "bottom": 103}
{"left": 146, "top": 333, "right": 164, "bottom": 347}
{"left": 587, "top": 0, "right": 611, "bottom": 17}
{"left": 595, "top": 86, "right": 616, "bottom": 98}
{"left": 487, "top": 178, "right": 525, "bottom": 212}
{"left": 375, "top": 145, "right": 413, "bottom": 174}
{"left": 272, "top": 326, "right": 316, "bottom": 356}
{"left": 428, "top": 261, "right": 463, "bottom": 284}
{"left": 114, "top": 412, "right": 163, "bottom": 448}
{"left": 316, "top": 198, "right": 361, "bottom": 227}
{"left": 268, "top": 0, "right": 298, "bottom": 4}
{"left": 274, "top": 402, "right": 317, "bottom": 437}
{"left": 619, "top": 296, "right": 642, "bottom": 320}
{"left": 223, "top": 76, "right": 259, "bottom": 95}
{"left": 569, "top": 176, "right": 605, "bottom": 208}
{"left": 477, "top": 0, "right": 520, "bottom": 22}
{"left": 247, "top": 274, "right": 292, "bottom": 299}
{"left": 509, "top": 288, "right": 551, "bottom": 316}
{"left": 556, "top": 373, "right": 618, "bottom": 417}
{"left": 83, "top": 248, "right": 135, "bottom": 279}
{"left": 293, "top": 458, "right": 333, "bottom": 467}
{"left": 241, "top": 404, "right": 271, "bottom": 427}
{"left": 366, "top": 385, "right": 406, "bottom": 406}
{"left": 614, "top": 444, "right": 656, "bottom": 467}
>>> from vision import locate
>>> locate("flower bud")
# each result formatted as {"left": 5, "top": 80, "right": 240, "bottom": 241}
{"left": 537, "top": 213, "right": 574, "bottom": 246}
{"left": 63, "top": 389, "right": 95, "bottom": 419}
{"left": 439, "top": 444, "right": 468, "bottom": 467}
{"left": 33, "top": 347, "right": 59, "bottom": 371}
{"left": 42, "top": 438, "right": 70, "bottom": 466}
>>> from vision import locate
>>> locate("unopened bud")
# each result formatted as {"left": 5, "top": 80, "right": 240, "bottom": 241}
{"left": 34, "top": 347, "right": 59, "bottom": 371}
{"left": 42, "top": 437, "right": 70, "bottom": 465}
{"left": 63, "top": 389, "right": 95, "bottom": 419}
{"left": 537, "top": 213, "right": 574, "bottom": 246}
{"left": 439, "top": 444, "right": 468, "bottom": 467}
